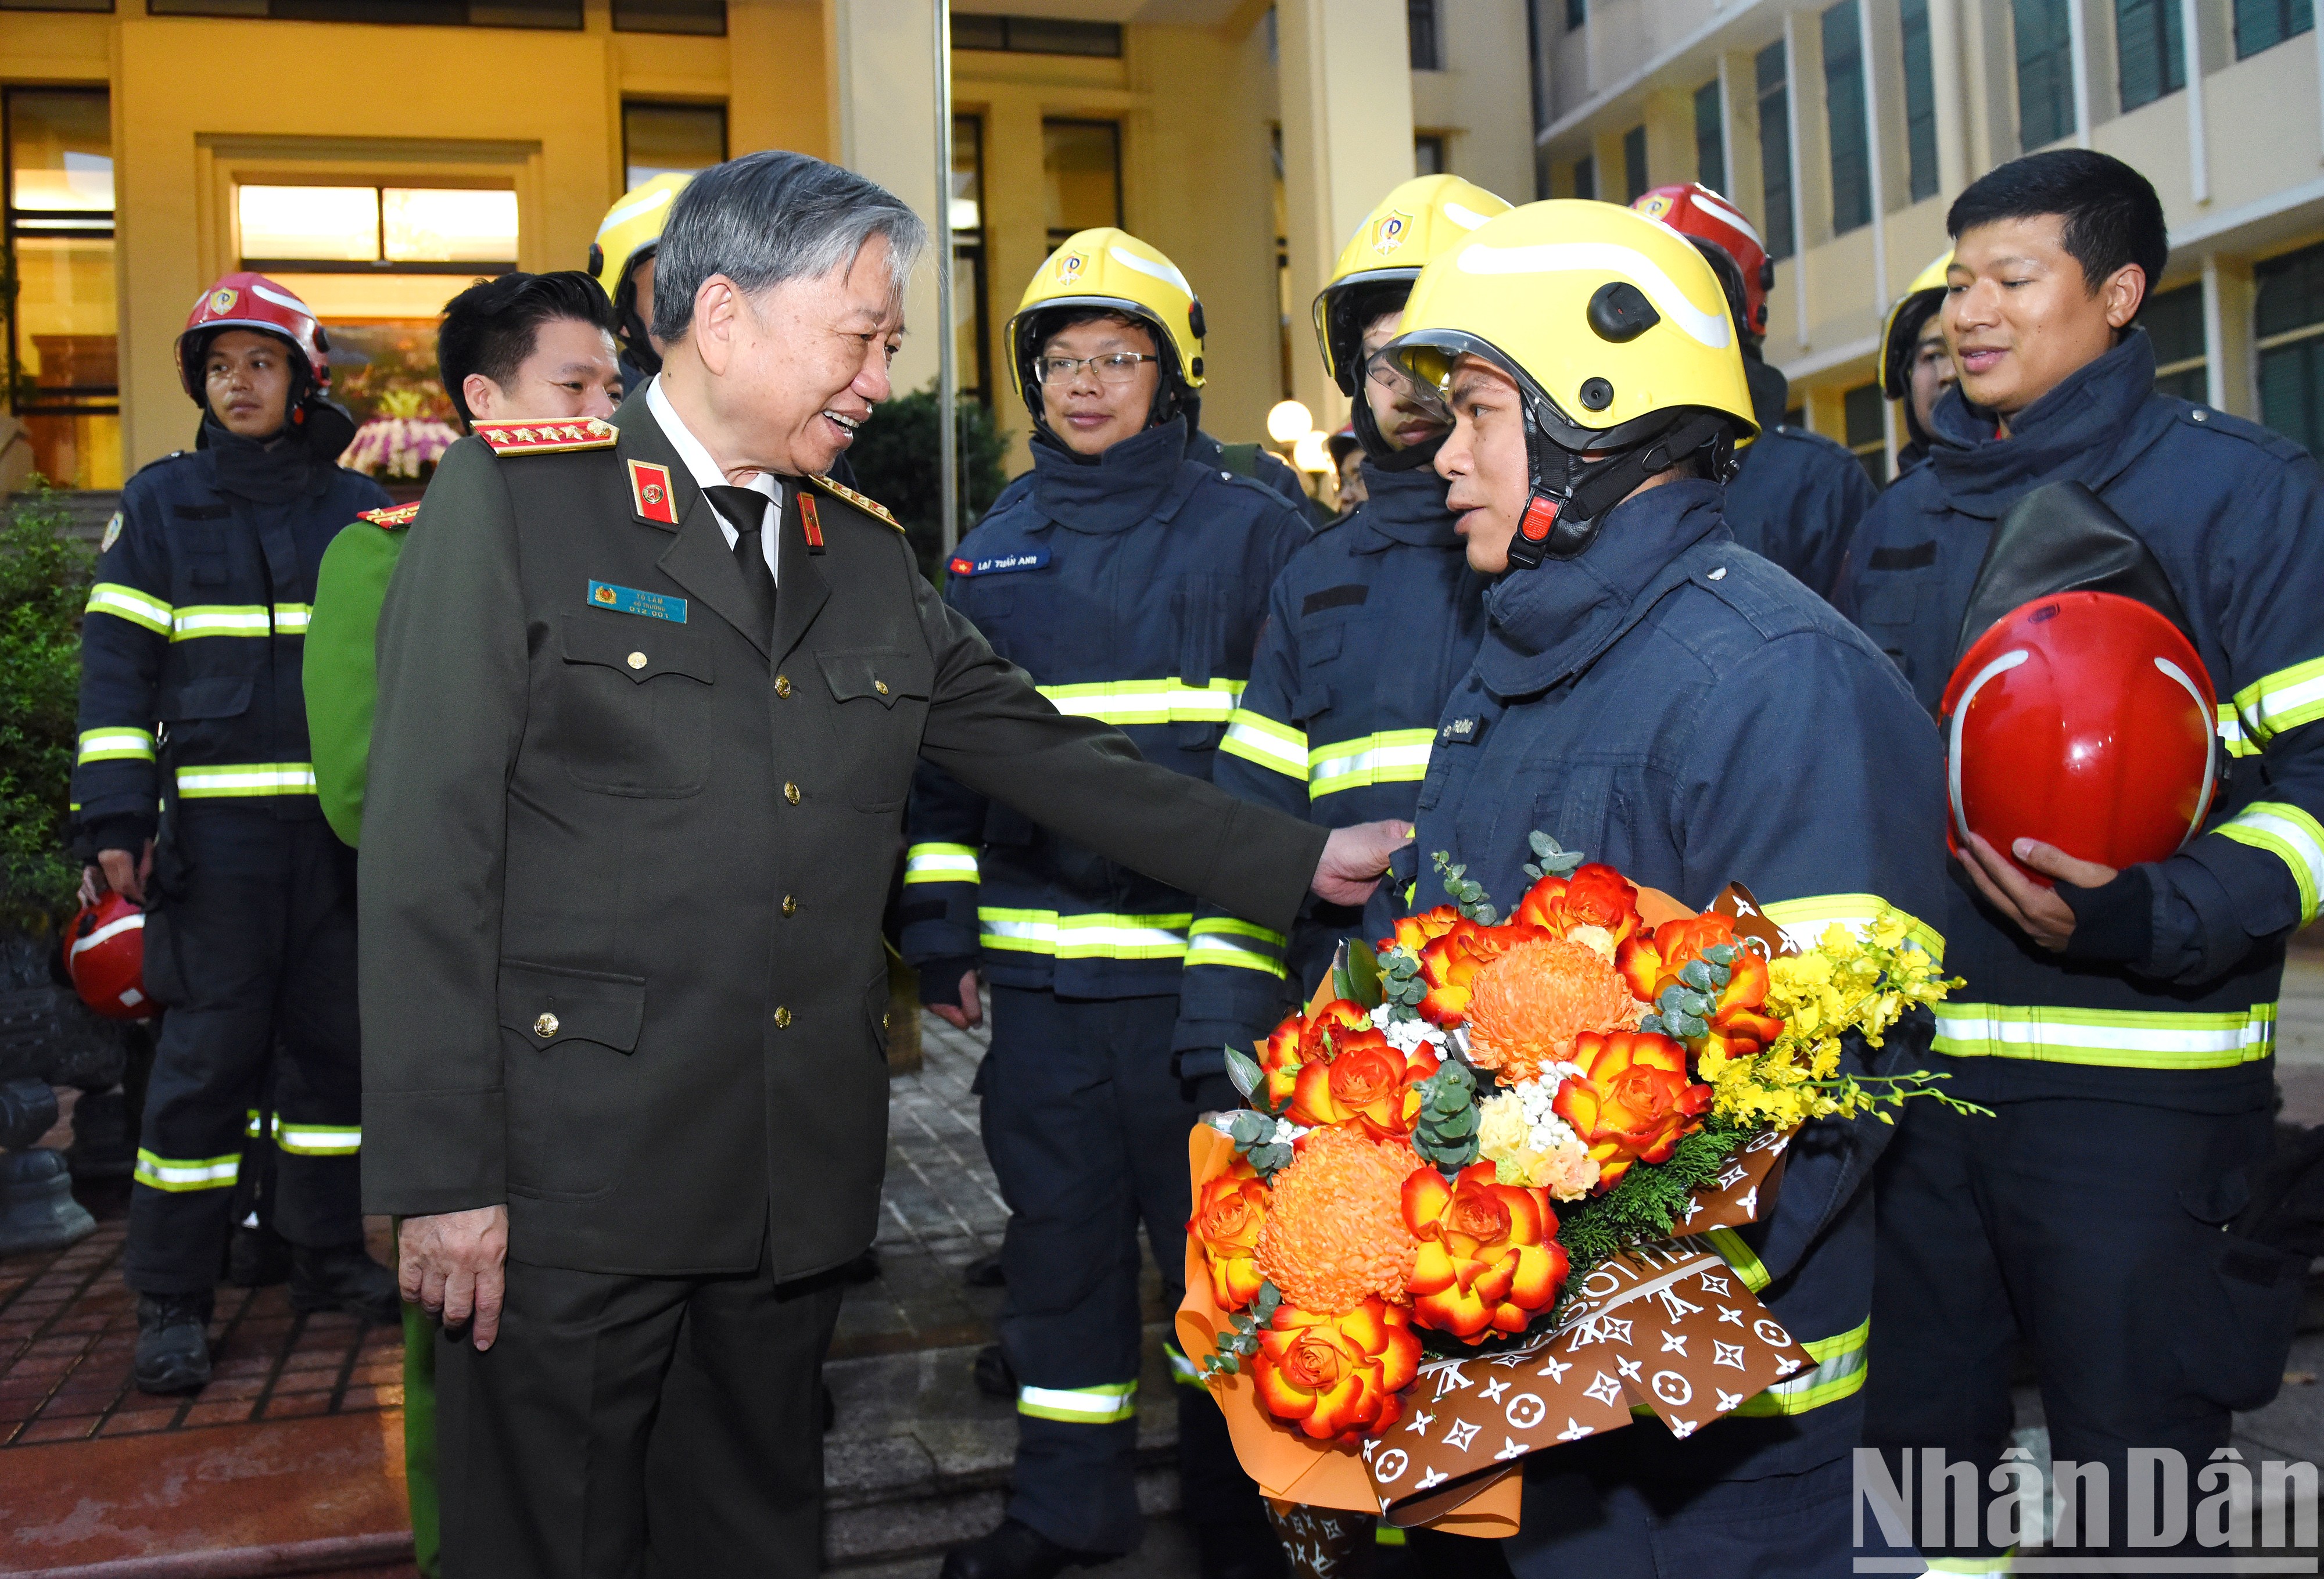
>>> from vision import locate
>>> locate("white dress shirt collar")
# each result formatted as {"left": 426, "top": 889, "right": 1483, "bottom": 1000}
{"left": 647, "top": 376, "right": 781, "bottom": 581}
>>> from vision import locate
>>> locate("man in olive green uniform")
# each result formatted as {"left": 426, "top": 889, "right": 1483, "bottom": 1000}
{"left": 360, "top": 152, "right": 1399, "bottom": 1579}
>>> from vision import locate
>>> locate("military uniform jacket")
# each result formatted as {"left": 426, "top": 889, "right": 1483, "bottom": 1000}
{"left": 74, "top": 448, "right": 390, "bottom": 833}
{"left": 1834, "top": 330, "right": 2324, "bottom": 1114}
{"left": 1393, "top": 479, "right": 1948, "bottom": 1480}
{"left": 1173, "top": 460, "right": 1488, "bottom": 1074}
{"left": 357, "top": 400, "right": 1328, "bottom": 1280}
{"left": 898, "top": 420, "right": 1311, "bottom": 1000}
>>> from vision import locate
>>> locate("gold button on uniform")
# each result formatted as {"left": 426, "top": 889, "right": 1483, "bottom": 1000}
{"left": 784, "top": 783, "right": 801, "bottom": 805}
{"left": 881, "top": 1009, "right": 892, "bottom": 1032}
{"left": 627, "top": 651, "right": 647, "bottom": 670}
{"left": 774, "top": 674, "right": 791, "bottom": 698}
{"left": 773, "top": 1006, "right": 792, "bottom": 1029}
{"left": 781, "top": 895, "right": 798, "bottom": 916}
{"left": 533, "top": 1012, "right": 559, "bottom": 1038}
{"left": 874, "top": 680, "right": 890, "bottom": 695}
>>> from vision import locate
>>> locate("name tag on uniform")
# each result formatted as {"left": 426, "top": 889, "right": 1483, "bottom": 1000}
{"left": 589, "top": 581, "right": 688, "bottom": 623}
{"left": 948, "top": 548, "right": 1050, "bottom": 577}
{"left": 1440, "top": 715, "right": 1489, "bottom": 746}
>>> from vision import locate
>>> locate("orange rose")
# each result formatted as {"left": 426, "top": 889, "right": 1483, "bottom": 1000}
{"left": 1552, "top": 1030, "right": 1713, "bottom": 1189}
{"left": 1252, "top": 1297, "right": 1422, "bottom": 1441}
{"left": 1401, "top": 1161, "right": 1570, "bottom": 1341}
{"left": 1415, "top": 918, "right": 1552, "bottom": 1026}
{"left": 1514, "top": 863, "right": 1645, "bottom": 949}
{"left": 1381, "top": 905, "right": 1463, "bottom": 956}
{"left": 1616, "top": 917, "right": 1785, "bottom": 1060}
{"left": 1189, "top": 1165, "right": 1271, "bottom": 1311}
{"left": 1287, "top": 1026, "right": 1442, "bottom": 1139}
{"left": 1256, "top": 999, "right": 1374, "bottom": 1112}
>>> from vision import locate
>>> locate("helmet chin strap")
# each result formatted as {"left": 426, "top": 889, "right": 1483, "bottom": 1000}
{"left": 1506, "top": 410, "right": 1734, "bottom": 570}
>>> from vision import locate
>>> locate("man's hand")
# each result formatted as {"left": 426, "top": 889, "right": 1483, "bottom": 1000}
{"left": 399, "top": 1205, "right": 510, "bottom": 1350}
{"left": 1315, "top": 820, "right": 1415, "bottom": 906}
{"left": 1957, "top": 832, "right": 2117, "bottom": 951}
{"left": 930, "top": 968, "right": 984, "bottom": 1031}
{"left": 96, "top": 840, "right": 154, "bottom": 906}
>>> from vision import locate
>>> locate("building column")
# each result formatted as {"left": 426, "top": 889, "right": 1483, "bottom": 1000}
{"left": 826, "top": 0, "right": 944, "bottom": 399}
{"left": 1275, "top": 0, "right": 1415, "bottom": 428}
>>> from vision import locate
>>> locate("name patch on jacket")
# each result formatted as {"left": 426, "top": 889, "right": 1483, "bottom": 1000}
{"left": 1302, "top": 584, "right": 1369, "bottom": 615}
{"left": 948, "top": 548, "right": 1050, "bottom": 578}
{"left": 589, "top": 581, "right": 687, "bottom": 623}
{"left": 1440, "top": 715, "right": 1489, "bottom": 746}
{"left": 1868, "top": 541, "right": 1938, "bottom": 571}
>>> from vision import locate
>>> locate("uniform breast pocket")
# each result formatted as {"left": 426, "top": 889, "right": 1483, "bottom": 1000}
{"left": 496, "top": 958, "right": 645, "bottom": 1201}
{"left": 817, "top": 647, "right": 933, "bottom": 812}
{"left": 552, "top": 612, "right": 717, "bottom": 798}
{"left": 1854, "top": 576, "right": 1923, "bottom": 682}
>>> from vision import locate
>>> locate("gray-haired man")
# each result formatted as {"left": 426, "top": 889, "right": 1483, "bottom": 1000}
{"left": 361, "top": 151, "right": 1405, "bottom": 1576}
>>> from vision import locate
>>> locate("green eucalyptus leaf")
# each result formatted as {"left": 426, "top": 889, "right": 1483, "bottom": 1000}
{"left": 1224, "top": 1047, "right": 1264, "bottom": 1101}
{"left": 1346, "top": 939, "right": 1385, "bottom": 1010}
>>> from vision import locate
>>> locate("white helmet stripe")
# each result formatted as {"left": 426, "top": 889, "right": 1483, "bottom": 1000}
{"left": 1454, "top": 241, "right": 1733, "bottom": 349}
{"left": 1443, "top": 201, "right": 1495, "bottom": 231}
{"left": 598, "top": 185, "right": 676, "bottom": 241}
{"left": 249, "top": 282, "right": 313, "bottom": 316}
{"left": 1948, "top": 648, "right": 2030, "bottom": 847}
{"left": 1691, "top": 190, "right": 1764, "bottom": 249}
{"left": 1106, "top": 244, "right": 1193, "bottom": 302}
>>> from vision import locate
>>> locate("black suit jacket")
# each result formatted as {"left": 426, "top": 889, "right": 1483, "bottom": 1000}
{"left": 358, "top": 396, "right": 1326, "bottom": 1277}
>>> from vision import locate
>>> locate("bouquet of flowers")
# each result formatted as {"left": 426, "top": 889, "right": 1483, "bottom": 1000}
{"left": 343, "top": 387, "right": 461, "bottom": 482}
{"left": 1179, "top": 834, "right": 1970, "bottom": 1531}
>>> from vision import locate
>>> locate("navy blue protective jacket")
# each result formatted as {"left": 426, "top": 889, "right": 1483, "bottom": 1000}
{"left": 981, "top": 427, "right": 1315, "bottom": 522}
{"left": 1833, "top": 329, "right": 2324, "bottom": 1114}
{"left": 74, "top": 443, "right": 390, "bottom": 845}
{"left": 899, "top": 418, "right": 1311, "bottom": 999}
{"left": 1719, "top": 356, "right": 1878, "bottom": 600}
{"left": 1172, "top": 458, "right": 1487, "bottom": 1074}
{"left": 1394, "top": 478, "right": 1947, "bottom": 1478}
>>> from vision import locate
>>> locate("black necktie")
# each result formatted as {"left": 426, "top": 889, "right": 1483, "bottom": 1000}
{"left": 704, "top": 483, "right": 776, "bottom": 636}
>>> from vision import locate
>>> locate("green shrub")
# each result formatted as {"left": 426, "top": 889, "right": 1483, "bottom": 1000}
{"left": 842, "top": 386, "right": 1012, "bottom": 581}
{"left": 0, "top": 488, "right": 92, "bottom": 928}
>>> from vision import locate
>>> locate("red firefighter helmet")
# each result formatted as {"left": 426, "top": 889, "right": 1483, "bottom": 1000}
{"left": 177, "top": 272, "right": 332, "bottom": 403}
{"left": 1942, "top": 591, "right": 2218, "bottom": 885}
{"left": 1631, "top": 183, "right": 1773, "bottom": 339}
{"left": 66, "top": 892, "right": 153, "bottom": 1021}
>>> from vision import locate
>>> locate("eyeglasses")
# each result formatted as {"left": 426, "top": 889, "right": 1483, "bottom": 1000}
{"left": 1034, "top": 352, "right": 1159, "bottom": 387}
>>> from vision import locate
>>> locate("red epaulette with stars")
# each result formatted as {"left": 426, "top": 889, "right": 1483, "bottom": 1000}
{"left": 357, "top": 502, "right": 422, "bottom": 530}
{"left": 473, "top": 418, "right": 619, "bottom": 455}
{"left": 808, "top": 473, "right": 904, "bottom": 532}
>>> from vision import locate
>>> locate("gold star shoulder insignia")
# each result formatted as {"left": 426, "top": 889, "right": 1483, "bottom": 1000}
{"left": 808, "top": 473, "right": 903, "bottom": 531}
{"left": 356, "top": 502, "right": 423, "bottom": 530}
{"left": 474, "top": 418, "right": 618, "bottom": 456}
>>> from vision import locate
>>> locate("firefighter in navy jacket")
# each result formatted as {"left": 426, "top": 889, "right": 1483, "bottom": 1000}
{"left": 1632, "top": 184, "right": 1877, "bottom": 600}
{"left": 74, "top": 274, "right": 398, "bottom": 1395}
{"left": 1380, "top": 200, "right": 1946, "bottom": 1574}
{"left": 1174, "top": 175, "right": 1509, "bottom": 1078}
{"left": 900, "top": 231, "right": 1310, "bottom": 1579}
{"left": 1833, "top": 152, "right": 2321, "bottom": 1569}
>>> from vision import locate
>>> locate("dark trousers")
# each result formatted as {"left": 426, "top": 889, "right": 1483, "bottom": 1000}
{"left": 435, "top": 1236, "right": 844, "bottom": 1579}
{"left": 1507, "top": 1447, "right": 1859, "bottom": 1578}
{"left": 1863, "top": 1093, "right": 2302, "bottom": 1567}
{"left": 126, "top": 810, "right": 363, "bottom": 1292}
{"left": 982, "top": 986, "right": 1269, "bottom": 1555}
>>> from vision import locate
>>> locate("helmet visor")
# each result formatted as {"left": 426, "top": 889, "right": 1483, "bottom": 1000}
{"left": 1388, "top": 327, "right": 1605, "bottom": 453}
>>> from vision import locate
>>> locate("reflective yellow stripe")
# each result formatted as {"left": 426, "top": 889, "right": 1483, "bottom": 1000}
{"left": 2218, "top": 704, "right": 2261, "bottom": 759}
{"left": 275, "top": 1122, "right": 360, "bottom": 1157}
{"left": 1018, "top": 1380, "right": 1138, "bottom": 1423}
{"left": 1759, "top": 895, "right": 1943, "bottom": 960}
{"left": 170, "top": 603, "right": 311, "bottom": 641}
{"left": 903, "top": 842, "right": 980, "bottom": 885}
{"left": 77, "top": 727, "right": 157, "bottom": 765}
{"left": 1037, "top": 677, "right": 1245, "bottom": 726}
{"left": 1185, "top": 917, "right": 1288, "bottom": 977}
{"left": 87, "top": 582, "right": 173, "bottom": 635}
{"left": 1162, "top": 1340, "right": 1204, "bottom": 1390}
{"left": 1307, "top": 729, "right": 1434, "bottom": 799}
{"left": 245, "top": 1109, "right": 267, "bottom": 1140}
{"left": 1219, "top": 708, "right": 1308, "bottom": 781}
{"left": 134, "top": 1149, "right": 241, "bottom": 1192}
{"left": 977, "top": 907, "right": 1192, "bottom": 960}
{"left": 2214, "top": 801, "right": 2324, "bottom": 925}
{"left": 2235, "top": 654, "right": 2324, "bottom": 746}
{"left": 1932, "top": 1001, "right": 2275, "bottom": 1069}
{"left": 175, "top": 763, "right": 318, "bottom": 798}
{"left": 1704, "top": 1226, "right": 1770, "bottom": 1291}
{"left": 1730, "top": 1318, "right": 1868, "bottom": 1416}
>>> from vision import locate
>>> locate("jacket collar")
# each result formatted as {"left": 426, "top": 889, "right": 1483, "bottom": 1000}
{"left": 1348, "top": 461, "right": 1460, "bottom": 551}
{"left": 1029, "top": 417, "right": 1195, "bottom": 533}
{"left": 1475, "top": 478, "right": 1730, "bottom": 699}
{"left": 1925, "top": 329, "right": 2171, "bottom": 519}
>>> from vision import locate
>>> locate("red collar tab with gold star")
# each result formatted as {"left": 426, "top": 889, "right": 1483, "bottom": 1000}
{"left": 627, "top": 460, "right": 678, "bottom": 526}
{"left": 807, "top": 473, "right": 903, "bottom": 532}
{"left": 472, "top": 417, "right": 619, "bottom": 456}
{"left": 798, "top": 493, "right": 826, "bottom": 555}
{"left": 356, "top": 503, "right": 422, "bottom": 531}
